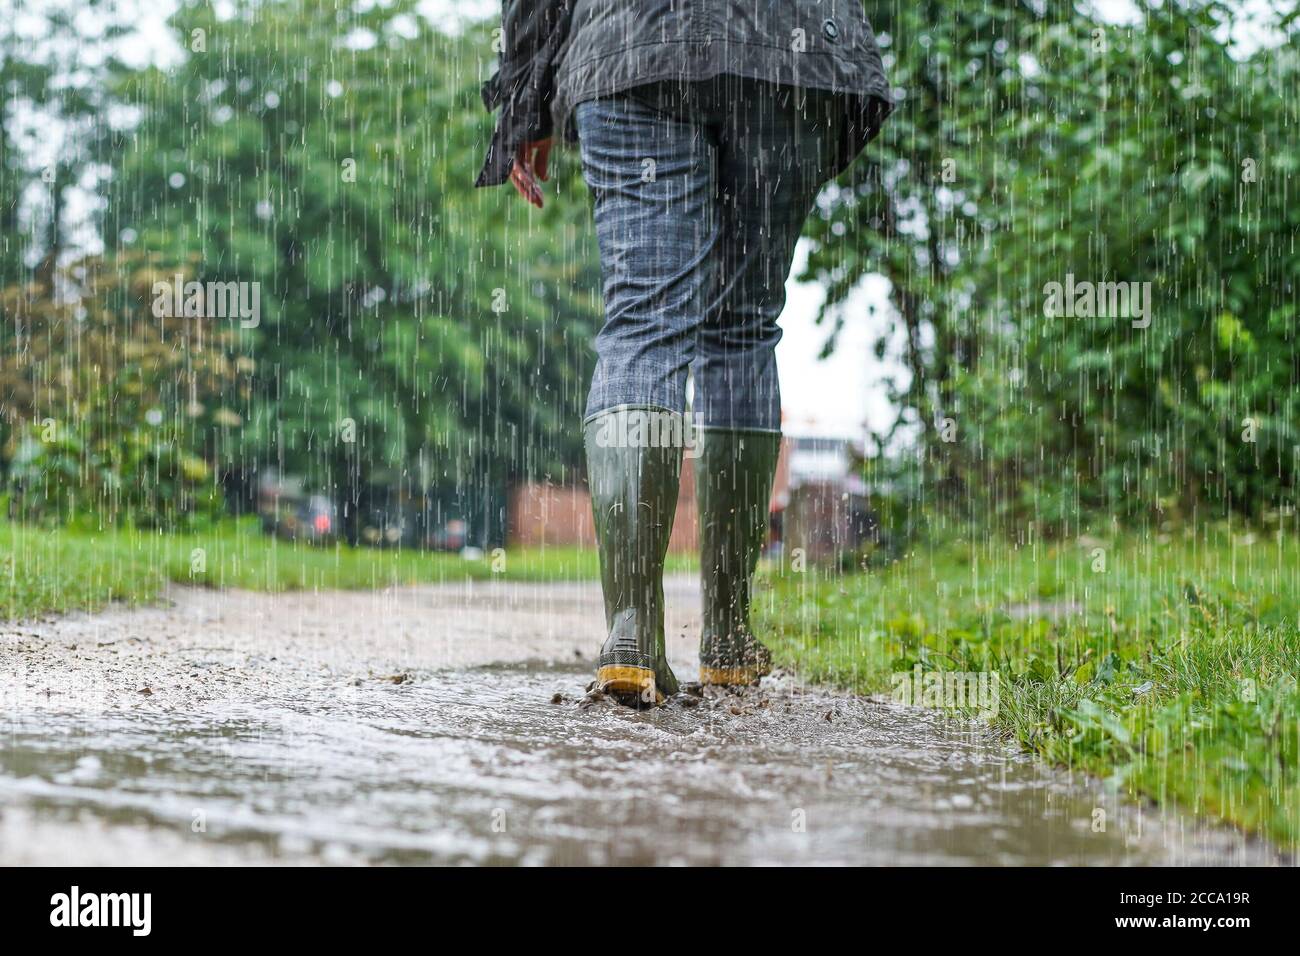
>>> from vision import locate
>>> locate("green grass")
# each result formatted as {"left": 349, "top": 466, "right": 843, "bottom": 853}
{"left": 0, "top": 517, "right": 695, "bottom": 620}
{"left": 755, "top": 525, "right": 1300, "bottom": 848}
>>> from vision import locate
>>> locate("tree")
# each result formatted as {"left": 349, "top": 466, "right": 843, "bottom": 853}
{"left": 106, "top": 0, "right": 601, "bottom": 543}
{"left": 810, "top": 0, "right": 1300, "bottom": 532}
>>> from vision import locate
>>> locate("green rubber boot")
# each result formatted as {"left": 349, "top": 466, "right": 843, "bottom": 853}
{"left": 586, "top": 409, "right": 683, "bottom": 706}
{"left": 697, "top": 428, "right": 781, "bottom": 686}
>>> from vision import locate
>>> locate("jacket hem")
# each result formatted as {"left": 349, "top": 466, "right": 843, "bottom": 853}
{"left": 553, "top": 41, "right": 892, "bottom": 146}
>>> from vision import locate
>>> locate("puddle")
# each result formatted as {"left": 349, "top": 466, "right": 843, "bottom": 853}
{"left": 0, "top": 664, "right": 1274, "bottom": 865}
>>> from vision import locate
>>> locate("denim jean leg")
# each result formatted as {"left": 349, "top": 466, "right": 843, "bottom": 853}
{"left": 691, "top": 82, "right": 841, "bottom": 433}
{"left": 575, "top": 93, "right": 718, "bottom": 423}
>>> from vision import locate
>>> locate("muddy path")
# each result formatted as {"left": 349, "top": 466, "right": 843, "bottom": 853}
{"left": 0, "top": 577, "right": 1279, "bottom": 865}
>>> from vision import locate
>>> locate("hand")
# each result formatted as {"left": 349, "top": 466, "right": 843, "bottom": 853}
{"left": 509, "top": 137, "right": 552, "bottom": 209}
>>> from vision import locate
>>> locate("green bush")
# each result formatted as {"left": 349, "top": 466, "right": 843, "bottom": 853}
{"left": 1, "top": 255, "right": 245, "bottom": 530}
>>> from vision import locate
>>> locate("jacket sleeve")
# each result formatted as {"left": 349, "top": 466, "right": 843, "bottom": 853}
{"left": 475, "top": 1, "right": 572, "bottom": 188}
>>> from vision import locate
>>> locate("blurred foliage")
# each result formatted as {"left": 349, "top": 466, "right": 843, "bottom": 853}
{"left": 0, "top": 0, "right": 123, "bottom": 287}
{"left": 104, "top": 0, "right": 601, "bottom": 533}
{"left": 0, "top": 254, "right": 245, "bottom": 527}
{"left": 3, "top": 0, "right": 601, "bottom": 538}
{"left": 811, "top": 0, "right": 1300, "bottom": 534}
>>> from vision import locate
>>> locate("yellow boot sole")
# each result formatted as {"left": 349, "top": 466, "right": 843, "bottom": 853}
{"left": 699, "top": 664, "right": 769, "bottom": 687}
{"left": 596, "top": 664, "right": 662, "bottom": 705}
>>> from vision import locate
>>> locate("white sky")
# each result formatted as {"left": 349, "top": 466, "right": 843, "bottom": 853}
{"left": 777, "top": 244, "right": 904, "bottom": 440}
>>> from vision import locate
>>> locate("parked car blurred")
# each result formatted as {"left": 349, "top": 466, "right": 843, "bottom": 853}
{"left": 356, "top": 501, "right": 409, "bottom": 548}
{"left": 257, "top": 470, "right": 479, "bottom": 551}
{"left": 257, "top": 471, "right": 337, "bottom": 544}
{"left": 295, "top": 494, "right": 338, "bottom": 542}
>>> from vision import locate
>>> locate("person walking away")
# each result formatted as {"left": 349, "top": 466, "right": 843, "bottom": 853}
{"left": 477, "top": 2, "right": 893, "bottom": 705}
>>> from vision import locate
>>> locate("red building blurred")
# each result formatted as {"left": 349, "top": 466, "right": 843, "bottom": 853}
{"left": 506, "top": 433, "right": 874, "bottom": 565}
{"left": 507, "top": 439, "right": 792, "bottom": 555}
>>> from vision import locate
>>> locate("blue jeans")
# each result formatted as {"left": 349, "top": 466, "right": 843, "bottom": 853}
{"left": 575, "top": 77, "right": 842, "bottom": 433}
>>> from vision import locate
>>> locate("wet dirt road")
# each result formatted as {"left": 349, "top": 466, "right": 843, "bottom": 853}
{"left": 0, "top": 577, "right": 1278, "bottom": 865}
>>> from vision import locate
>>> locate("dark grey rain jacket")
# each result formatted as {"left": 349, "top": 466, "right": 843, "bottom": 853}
{"left": 475, "top": 1, "right": 894, "bottom": 188}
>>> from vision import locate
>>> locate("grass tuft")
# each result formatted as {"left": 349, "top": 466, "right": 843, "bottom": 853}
{"left": 755, "top": 530, "right": 1300, "bottom": 848}
{"left": 0, "top": 517, "right": 694, "bottom": 620}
